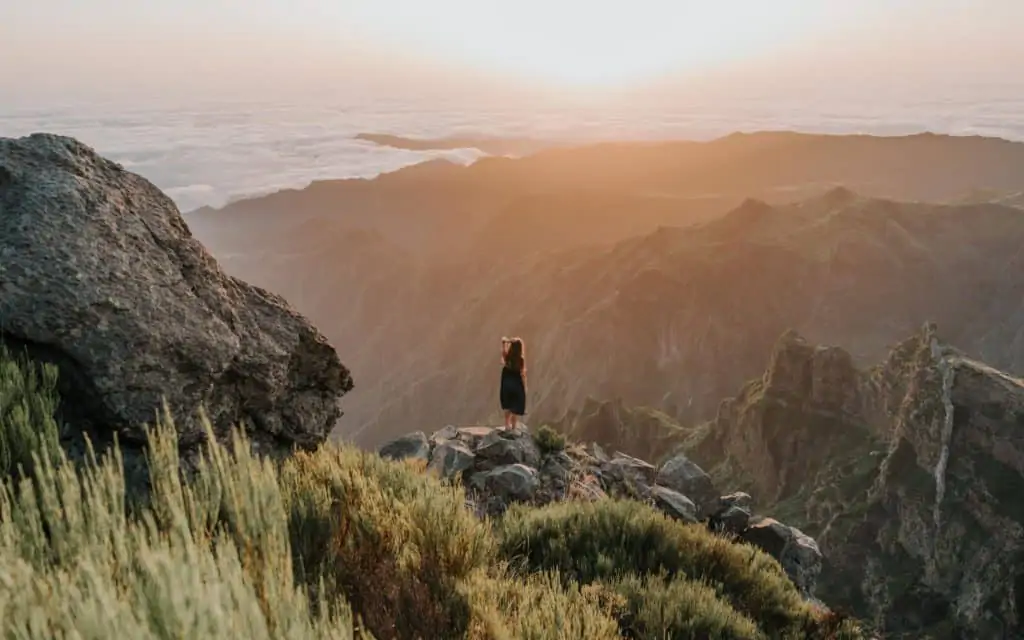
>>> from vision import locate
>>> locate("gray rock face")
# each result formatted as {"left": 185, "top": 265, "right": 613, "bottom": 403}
{"left": 379, "top": 431, "right": 430, "bottom": 462}
{"left": 707, "top": 492, "right": 754, "bottom": 535}
{"left": 603, "top": 452, "right": 658, "bottom": 489}
{"left": 741, "top": 517, "right": 822, "bottom": 596}
{"left": 657, "top": 453, "right": 718, "bottom": 515}
{"left": 711, "top": 505, "right": 752, "bottom": 535}
{"left": 0, "top": 134, "right": 352, "bottom": 457}
{"left": 473, "top": 463, "right": 539, "bottom": 501}
{"left": 427, "top": 440, "right": 475, "bottom": 479}
{"left": 717, "top": 491, "right": 753, "bottom": 511}
{"left": 651, "top": 485, "right": 698, "bottom": 523}
{"left": 476, "top": 429, "right": 541, "bottom": 469}
{"left": 431, "top": 424, "right": 459, "bottom": 442}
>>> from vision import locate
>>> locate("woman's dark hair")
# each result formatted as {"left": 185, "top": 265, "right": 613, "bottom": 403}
{"left": 504, "top": 338, "right": 525, "bottom": 373}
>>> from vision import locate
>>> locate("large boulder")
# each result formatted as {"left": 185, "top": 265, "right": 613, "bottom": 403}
{"left": 472, "top": 463, "right": 540, "bottom": 501}
{"left": 475, "top": 428, "right": 542, "bottom": 469}
{"left": 0, "top": 134, "right": 352, "bottom": 458}
{"left": 651, "top": 485, "right": 699, "bottom": 523}
{"left": 656, "top": 453, "right": 718, "bottom": 515}
{"left": 427, "top": 440, "right": 475, "bottom": 479}
{"left": 601, "top": 451, "right": 658, "bottom": 492}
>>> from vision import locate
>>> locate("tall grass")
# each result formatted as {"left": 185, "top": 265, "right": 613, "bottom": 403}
{"left": 0, "top": 346, "right": 63, "bottom": 477}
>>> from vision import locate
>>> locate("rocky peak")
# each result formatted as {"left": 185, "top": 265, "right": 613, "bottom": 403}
{"left": 690, "top": 323, "right": 1024, "bottom": 638}
{"left": 762, "top": 329, "right": 865, "bottom": 415}
{"left": 694, "top": 329, "right": 872, "bottom": 505}
{"left": 829, "top": 323, "right": 1024, "bottom": 636}
{"left": 0, "top": 133, "right": 352, "bottom": 474}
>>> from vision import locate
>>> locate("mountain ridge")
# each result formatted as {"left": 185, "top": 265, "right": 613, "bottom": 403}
{"left": 187, "top": 183, "right": 1024, "bottom": 445}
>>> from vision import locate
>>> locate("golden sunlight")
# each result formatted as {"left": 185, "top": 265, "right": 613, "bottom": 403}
{"left": 342, "top": 0, "right": 839, "bottom": 88}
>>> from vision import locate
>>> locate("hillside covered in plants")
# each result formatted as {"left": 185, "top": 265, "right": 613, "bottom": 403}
{"left": 0, "top": 348, "right": 861, "bottom": 639}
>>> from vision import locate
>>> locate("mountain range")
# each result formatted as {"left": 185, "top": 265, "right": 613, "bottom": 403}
{"left": 185, "top": 131, "right": 1024, "bottom": 446}
{"left": 7, "top": 130, "right": 1024, "bottom": 638}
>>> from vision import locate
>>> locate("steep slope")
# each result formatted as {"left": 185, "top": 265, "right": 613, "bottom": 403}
{"left": 686, "top": 325, "right": 1024, "bottom": 639}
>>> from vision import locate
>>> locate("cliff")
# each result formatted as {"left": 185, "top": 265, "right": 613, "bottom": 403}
{"left": 687, "top": 324, "right": 1024, "bottom": 638}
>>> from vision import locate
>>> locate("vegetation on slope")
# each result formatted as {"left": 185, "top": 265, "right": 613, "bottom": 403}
{"left": 0, "top": 348, "right": 864, "bottom": 639}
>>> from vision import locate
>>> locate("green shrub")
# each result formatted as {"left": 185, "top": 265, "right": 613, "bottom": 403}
{"left": 496, "top": 499, "right": 851, "bottom": 638}
{"left": 607, "top": 573, "right": 762, "bottom": 639}
{"left": 279, "top": 446, "right": 495, "bottom": 638}
{"left": 533, "top": 425, "right": 566, "bottom": 455}
{"left": 461, "top": 569, "right": 621, "bottom": 640}
{"left": 0, "top": 346, "right": 63, "bottom": 478}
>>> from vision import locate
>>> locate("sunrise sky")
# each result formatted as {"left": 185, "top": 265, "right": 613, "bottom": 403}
{"left": 3, "top": 0, "right": 1023, "bottom": 103}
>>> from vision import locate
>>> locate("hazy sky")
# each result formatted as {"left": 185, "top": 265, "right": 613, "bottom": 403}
{"left": 3, "top": 0, "right": 1023, "bottom": 105}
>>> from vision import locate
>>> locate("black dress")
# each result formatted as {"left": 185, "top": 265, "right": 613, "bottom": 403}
{"left": 499, "top": 365, "right": 527, "bottom": 416}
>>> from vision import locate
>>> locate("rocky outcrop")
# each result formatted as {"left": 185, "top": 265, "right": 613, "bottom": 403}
{"left": 688, "top": 324, "right": 1024, "bottom": 639}
{"left": 741, "top": 517, "right": 823, "bottom": 597}
{"left": 689, "top": 329, "right": 878, "bottom": 506}
{"left": 0, "top": 134, "right": 352, "bottom": 465}
{"left": 379, "top": 423, "right": 823, "bottom": 595}
{"left": 818, "top": 325, "right": 1024, "bottom": 638}
{"left": 657, "top": 452, "right": 719, "bottom": 516}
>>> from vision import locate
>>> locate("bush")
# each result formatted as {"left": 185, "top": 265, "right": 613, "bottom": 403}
{"left": 279, "top": 446, "right": 495, "bottom": 638}
{"left": 496, "top": 499, "right": 851, "bottom": 639}
{"left": 607, "top": 572, "right": 763, "bottom": 639}
{"left": 461, "top": 569, "right": 621, "bottom": 640}
{"left": 533, "top": 425, "right": 566, "bottom": 455}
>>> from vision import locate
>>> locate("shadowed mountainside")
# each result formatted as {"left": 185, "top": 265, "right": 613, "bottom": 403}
{"left": 679, "top": 325, "right": 1024, "bottom": 639}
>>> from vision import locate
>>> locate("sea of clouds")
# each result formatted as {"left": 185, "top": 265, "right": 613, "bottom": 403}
{"left": 3, "top": 91, "right": 1023, "bottom": 213}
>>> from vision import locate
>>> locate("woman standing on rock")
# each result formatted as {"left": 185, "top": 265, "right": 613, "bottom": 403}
{"left": 500, "top": 337, "right": 527, "bottom": 430}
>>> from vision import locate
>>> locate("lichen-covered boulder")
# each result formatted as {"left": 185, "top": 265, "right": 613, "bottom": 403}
{"left": 0, "top": 133, "right": 352, "bottom": 461}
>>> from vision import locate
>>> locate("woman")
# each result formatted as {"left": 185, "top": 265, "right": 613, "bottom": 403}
{"left": 499, "top": 337, "right": 528, "bottom": 429}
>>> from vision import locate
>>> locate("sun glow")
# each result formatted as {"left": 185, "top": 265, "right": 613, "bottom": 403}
{"left": 340, "top": 0, "right": 837, "bottom": 89}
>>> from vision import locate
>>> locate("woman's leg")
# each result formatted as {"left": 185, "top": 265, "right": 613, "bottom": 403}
{"left": 511, "top": 413, "right": 519, "bottom": 429}
{"left": 503, "top": 410, "right": 512, "bottom": 429}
